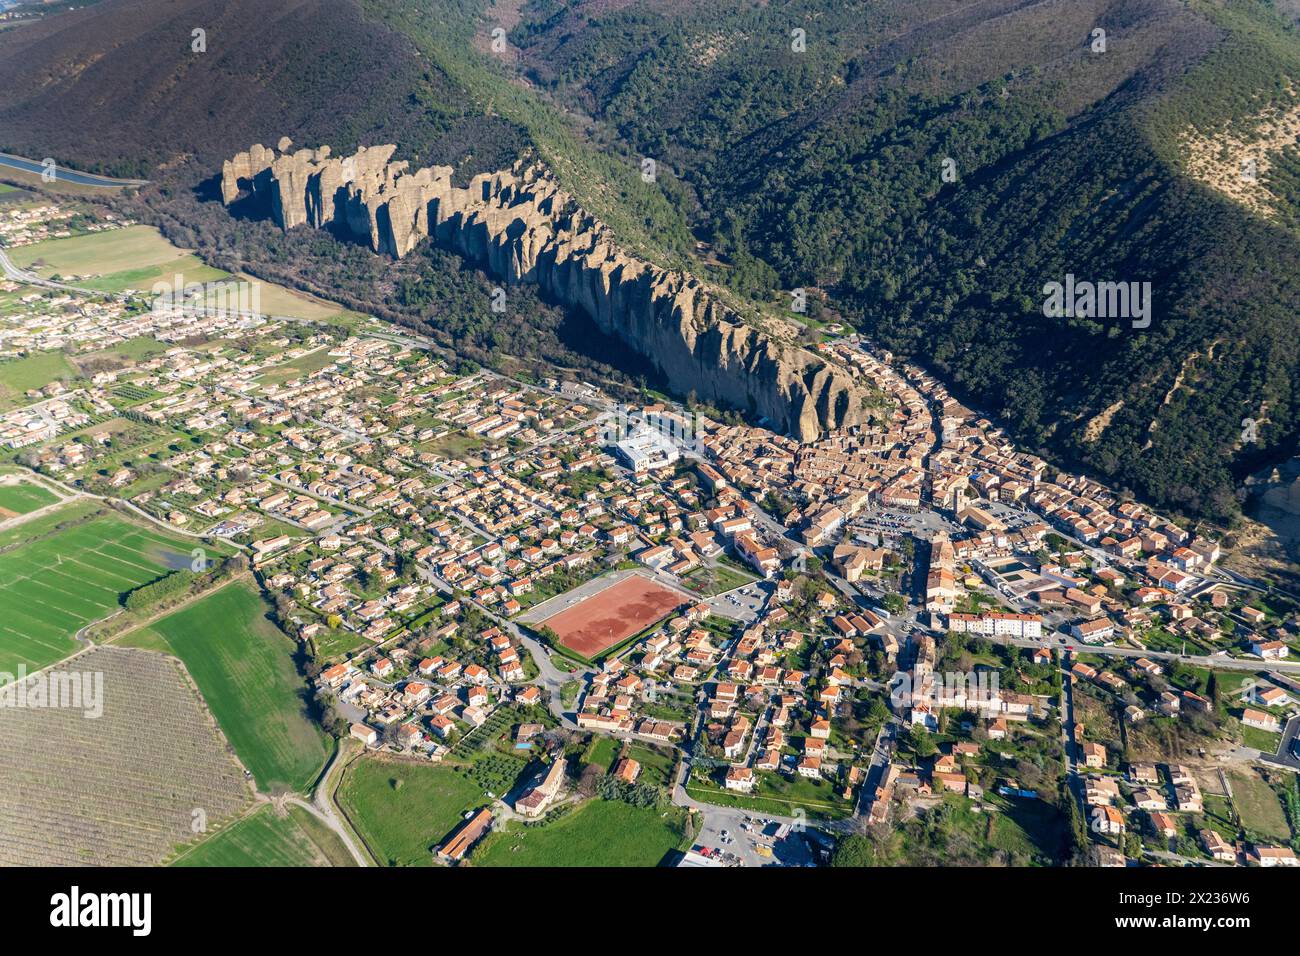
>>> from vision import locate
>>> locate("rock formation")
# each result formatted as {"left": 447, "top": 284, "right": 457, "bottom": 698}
{"left": 220, "top": 143, "right": 874, "bottom": 440}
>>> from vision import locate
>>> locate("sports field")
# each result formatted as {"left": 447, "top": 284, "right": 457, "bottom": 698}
{"left": 172, "top": 804, "right": 355, "bottom": 867}
{"left": 540, "top": 574, "right": 689, "bottom": 658}
{"left": 121, "top": 580, "right": 331, "bottom": 794}
{"left": 0, "top": 508, "right": 198, "bottom": 672}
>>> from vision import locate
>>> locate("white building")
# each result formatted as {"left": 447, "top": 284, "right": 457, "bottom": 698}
{"left": 614, "top": 427, "right": 679, "bottom": 475}
{"left": 946, "top": 611, "right": 1043, "bottom": 640}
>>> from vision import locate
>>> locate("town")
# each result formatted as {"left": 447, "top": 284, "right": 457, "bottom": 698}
{"left": 2, "top": 197, "right": 1299, "bottom": 870}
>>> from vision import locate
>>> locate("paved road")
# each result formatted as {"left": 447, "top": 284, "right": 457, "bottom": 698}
{"left": 0, "top": 153, "right": 149, "bottom": 188}
{"left": 1258, "top": 713, "right": 1300, "bottom": 772}
{"left": 300, "top": 742, "right": 372, "bottom": 866}
{"left": 414, "top": 564, "right": 589, "bottom": 729}
{"left": 975, "top": 629, "right": 1300, "bottom": 676}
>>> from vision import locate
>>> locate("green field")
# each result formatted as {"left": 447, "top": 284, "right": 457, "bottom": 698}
{"left": 257, "top": 347, "right": 337, "bottom": 385}
{"left": 684, "top": 561, "right": 759, "bottom": 596}
{"left": 0, "top": 508, "right": 198, "bottom": 672}
{"left": 0, "top": 480, "right": 59, "bottom": 515}
{"left": 336, "top": 757, "right": 487, "bottom": 867}
{"left": 1228, "top": 770, "right": 1292, "bottom": 841}
{"left": 172, "top": 804, "right": 355, "bottom": 867}
{"left": 120, "top": 580, "right": 330, "bottom": 793}
{"left": 11, "top": 225, "right": 187, "bottom": 279}
{"left": 0, "top": 350, "right": 76, "bottom": 407}
{"left": 80, "top": 336, "right": 170, "bottom": 367}
{"left": 686, "top": 767, "right": 856, "bottom": 820}
{"left": 583, "top": 735, "right": 621, "bottom": 770}
{"left": 79, "top": 254, "right": 228, "bottom": 295}
{"left": 473, "top": 798, "right": 687, "bottom": 867}
{"left": 234, "top": 274, "right": 362, "bottom": 324}
{"left": 8, "top": 226, "right": 360, "bottom": 322}
{"left": 625, "top": 744, "right": 676, "bottom": 788}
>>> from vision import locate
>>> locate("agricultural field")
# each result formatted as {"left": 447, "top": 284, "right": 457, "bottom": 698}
{"left": 473, "top": 798, "right": 688, "bottom": 867}
{"left": 256, "top": 346, "right": 338, "bottom": 385}
{"left": 79, "top": 255, "right": 228, "bottom": 296}
{"left": 0, "top": 645, "right": 251, "bottom": 866}
{"left": 171, "top": 804, "right": 355, "bottom": 867}
{"left": 0, "top": 350, "right": 75, "bottom": 408}
{"left": 232, "top": 273, "right": 364, "bottom": 325}
{"left": 336, "top": 757, "right": 487, "bottom": 867}
{"left": 0, "top": 505, "right": 203, "bottom": 672}
{"left": 0, "top": 477, "right": 59, "bottom": 516}
{"left": 77, "top": 336, "right": 170, "bottom": 370}
{"left": 9, "top": 225, "right": 362, "bottom": 323}
{"left": 119, "top": 580, "right": 330, "bottom": 794}
{"left": 9, "top": 225, "right": 189, "bottom": 282}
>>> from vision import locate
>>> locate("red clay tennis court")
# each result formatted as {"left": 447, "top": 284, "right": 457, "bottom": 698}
{"left": 541, "top": 575, "right": 690, "bottom": 657}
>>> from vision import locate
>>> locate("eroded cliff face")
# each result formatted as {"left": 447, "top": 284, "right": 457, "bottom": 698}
{"left": 221, "top": 143, "right": 872, "bottom": 440}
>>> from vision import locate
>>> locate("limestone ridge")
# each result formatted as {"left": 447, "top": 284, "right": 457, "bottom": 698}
{"left": 221, "top": 143, "right": 873, "bottom": 440}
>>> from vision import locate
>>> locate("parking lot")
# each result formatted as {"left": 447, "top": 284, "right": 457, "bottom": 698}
{"left": 694, "top": 809, "right": 820, "bottom": 867}
{"left": 706, "top": 580, "right": 769, "bottom": 622}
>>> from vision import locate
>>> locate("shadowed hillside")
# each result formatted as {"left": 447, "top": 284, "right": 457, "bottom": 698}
{"left": 6, "top": 0, "right": 1300, "bottom": 523}
{"left": 504, "top": 0, "right": 1300, "bottom": 521}
{"left": 0, "top": 0, "right": 526, "bottom": 178}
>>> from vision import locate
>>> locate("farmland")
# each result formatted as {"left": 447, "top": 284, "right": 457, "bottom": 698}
{"left": 171, "top": 804, "right": 355, "bottom": 867}
{"left": 336, "top": 756, "right": 486, "bottom": 867}
{"left": 0, "top": 645, "right": 251, "bottom": 866}
{"left": 0, "top": 350, "right": 75, "bottom": 408}
{"left": 9, "top": 225, "right": 363, "bottom": 321}
{"left": 232, "top": 273, "right": 365, "bottom": 325}
{"left": 9, "top": 225, "right": 190, "bottom": 282}
{"left": 0, "top": 504, "right": 202, "bottom": 673}
{"left": 0, "top": 477, "right": 59, "bottom": 516}
{"left": 119, "top": 580, "right": 330, "bottom": 794}
{"left": 473, "top": 798, "right": 688, "bottom": 867}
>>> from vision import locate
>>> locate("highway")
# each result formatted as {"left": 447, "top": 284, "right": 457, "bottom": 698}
{"left": 0, "top": 152, "right": 148, "bottom": 188}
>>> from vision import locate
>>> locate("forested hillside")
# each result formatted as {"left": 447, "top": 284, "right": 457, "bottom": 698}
{"left": 4, "top": 0, "right": 1300, "bottom": 522}
{"left": 505, "top": 0, "right": 1300, "bottom": 522}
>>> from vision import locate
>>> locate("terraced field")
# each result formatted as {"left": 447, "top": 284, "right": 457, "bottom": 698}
{"left": 0, "top": 645, "right": 251, "bottom": 866}
{"left": 0, "top": 507, "right": 200, "bottom": 672}
{"left": 120, "top": 581, "right": 331, "bottom": 793}
{"left": 171, "top": 804, "right": 355, "bottom": 867}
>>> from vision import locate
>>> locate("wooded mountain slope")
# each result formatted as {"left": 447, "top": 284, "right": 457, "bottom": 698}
{"left": 5, "top": 0, "right": 1300, "bottom": 521}
{"left": 507, "top": 0, "right": 1300, "bottom": 521}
